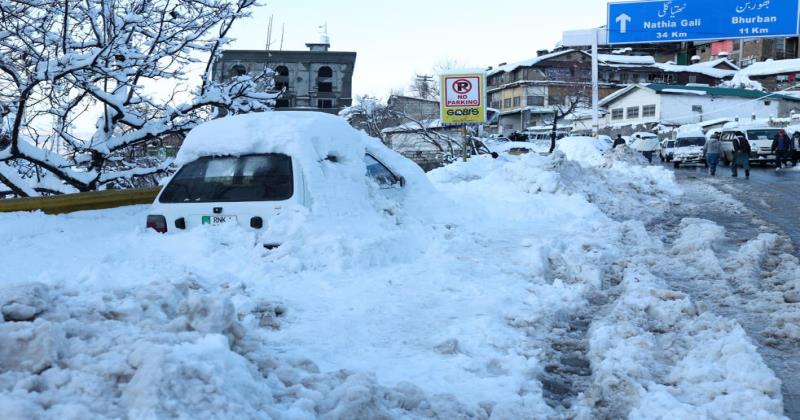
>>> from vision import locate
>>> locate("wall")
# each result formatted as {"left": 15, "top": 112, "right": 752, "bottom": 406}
{"left": 606, "top": 88, "right": 661, "bottom": 126}
{"left": 660, "top": 94, "right": 782, "bottom": 125}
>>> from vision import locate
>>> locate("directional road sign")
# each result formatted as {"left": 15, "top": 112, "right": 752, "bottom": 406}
{"left": 608, "top": 0, "right": 800, "bottom": 44}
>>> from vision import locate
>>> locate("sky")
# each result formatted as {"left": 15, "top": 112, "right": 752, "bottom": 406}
{"left": 226, "top": 0, "right": 609, "bottom": 98}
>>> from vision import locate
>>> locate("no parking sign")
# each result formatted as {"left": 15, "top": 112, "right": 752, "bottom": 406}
{"left": 440, "top": 72, "right": 486, "bottom": 125}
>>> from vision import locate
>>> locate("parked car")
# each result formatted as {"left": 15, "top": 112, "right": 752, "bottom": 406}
{"left": 146, "top": 111, "right": 425, "bottom": 246}
{"left": 719, "top": 122, "right": 781, "bottom": 165}
{"left": 659, "top": 139, "right": 676, "bottom": 162}
{"left": 629, "top": 132, "right": 660, "bottom": 150}
{"left": 672, "top": 136, "right": 706, "bottom": 168}
{"left": 597, "top": 135, "right": 614, "bottom": 147}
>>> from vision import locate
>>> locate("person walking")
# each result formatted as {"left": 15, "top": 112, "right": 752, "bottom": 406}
{"left": 613, "top": 134, "right": 626, "bottom": 148}
{"left": 771, "top": 129, "right": 794, "bottom": 169}
{"left": 792, "top": 131, "right": 800, "bottom": 167}
{"left": 731, "top": 133, "right": 751, "bottom": 178}
{"left": 703, "top": 133, "right": 721, "bottom": 176}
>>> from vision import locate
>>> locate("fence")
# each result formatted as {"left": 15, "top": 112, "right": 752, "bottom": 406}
{"left": 0, "top": 187, "right": 161, "bottom": 215}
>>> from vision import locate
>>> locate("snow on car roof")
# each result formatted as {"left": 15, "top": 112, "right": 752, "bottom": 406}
{"left": 176, "top": 111, "right": 433, "bottom": 215}
{"left": 676, "top": 124, "right": 705, "bottom": 138}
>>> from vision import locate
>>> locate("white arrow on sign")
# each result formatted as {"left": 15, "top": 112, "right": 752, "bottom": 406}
{"left": 616, "top": 13, "right": 632, "bottom": 33}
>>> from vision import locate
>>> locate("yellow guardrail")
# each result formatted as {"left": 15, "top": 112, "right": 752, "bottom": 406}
{"left": 0, "top": 187, "right": 161, "bottom": 214}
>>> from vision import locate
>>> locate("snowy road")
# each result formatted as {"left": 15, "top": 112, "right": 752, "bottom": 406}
{"left": 656, "top": 163, "right": 800, "bottom": 419}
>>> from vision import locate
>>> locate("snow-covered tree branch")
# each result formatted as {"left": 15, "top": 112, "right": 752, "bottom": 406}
{"left": 0, "top": 0, "right": 276, "bottom": 197}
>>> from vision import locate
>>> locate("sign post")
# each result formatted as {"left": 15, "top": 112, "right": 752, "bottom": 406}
{"left": 608, "top": 0, "right": 800, "bottom": 45}
{"left": 440, "top": 71, "right": 487, "bottom": 161}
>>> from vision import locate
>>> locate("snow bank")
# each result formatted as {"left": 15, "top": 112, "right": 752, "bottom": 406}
{"left": 0, "top": 127, "right": 786, "bottom": 418}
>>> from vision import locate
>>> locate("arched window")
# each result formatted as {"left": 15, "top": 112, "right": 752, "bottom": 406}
{"left": 317, "top": 66, "right": 333, "bottom": 78}
{"left": 274, "top": 65, "right": 290, "bottom": 91}
{"left": 317, "top": 66, "right": 333, "bottom": 93}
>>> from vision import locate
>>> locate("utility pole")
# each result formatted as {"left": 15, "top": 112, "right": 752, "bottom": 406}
{"left": 415, "top": 74, "right": 434, "bottom": 100}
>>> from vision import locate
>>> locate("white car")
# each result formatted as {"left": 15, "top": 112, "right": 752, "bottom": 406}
{"left": 597, "top": 135, "right": 614, "bottom": 147}
{"left": 659, "top": 139, "right": 676, "bottom": 162}
{"left": 629, "top": 132, "right": 661, "bottom": 152}
{"left": 146, "top": 111, "right": 425, "bottom": 246}
{"left": 672, "top": 136, "right": 706, "bottom": 168}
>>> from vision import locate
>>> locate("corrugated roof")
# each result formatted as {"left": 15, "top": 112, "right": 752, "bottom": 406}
{"left": 647, "top": 83, "right": 800, "bottom": 101}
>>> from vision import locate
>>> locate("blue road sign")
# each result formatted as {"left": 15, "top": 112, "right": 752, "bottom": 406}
{"left": 608, "top": 0, "right": 800, "bottom": 44}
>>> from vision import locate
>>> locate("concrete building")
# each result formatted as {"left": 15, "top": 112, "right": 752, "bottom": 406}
{"left": 213, "top": 41, "right": 356, "bottom": 114}
{"left": 386, "top": 95, "right": 439, "bottom": 121}
{"left": 595, "top": 83, "right": 800, "bottom": 133}
{"left": 485, "top": 50, "right": 736, "bottom": 134}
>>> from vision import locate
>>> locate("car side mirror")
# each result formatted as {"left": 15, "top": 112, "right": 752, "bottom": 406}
{"left": 398, "top": 176, "right": 406, "bottom": 188}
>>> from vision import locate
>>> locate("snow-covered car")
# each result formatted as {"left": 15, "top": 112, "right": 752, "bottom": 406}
{"left": 719, "top": 122, "right": 780, "bottom": 165}
{"left": 597, "top": 135, "right": 614, "bottom": 147}
{"left": 659, "top": 139, "right": 676, "bottom": 162}
{"left": 491, "top": 141, "right": 549, "bottom": 156}
{"left": 672, "top": 136, "right": 706, "bottom": 168}
{"left": 146, "top": 111, "right": 427, "bottom": 245}
{"left": 629, "top": 132, "right": 661, "bottom": 153}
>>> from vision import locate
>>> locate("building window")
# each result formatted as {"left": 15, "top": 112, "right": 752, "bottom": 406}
{"left": 611, "top": 108, "right": 624, "bottom": 120}
{"left": 317, "top": 99, "right": 333, "bottom": 109}
{"left": 503, "top": 98, "right": 512, "bottom": 108}
{"left": 688, "top": 75, "right": 697, "bottom": 84}
{"left": 642, "top": 105, "right": 656, "bottom": 118}
{"left": 490, "top": 101, "right": 500, "bottom": 109}
{"left": 548, "top": 96, "right": 563, "bottom": 106}
{"left": 317, "top": 66, "right": 333, "bottom": 78}
{"left": 513, "top": 97, "right": 521, "bottom": 107}
{"left": 527, "top": 96, "right": 545, "bottom": 106}
{"left": 230, "top": 65, "right": 247, "bottom": 77}
{"left": 626, "top": 106, "right": 639, "bottom": 119}
{"left": 318, "top": 82, "right": 333, "bottom": 93}
{"left": 274, "top": 65, "right": 289, "bottom": 90}
{"left": 275, "top": 99, "right": 290, "bottom": 108}
{"left": 764, "top": 100, "right": 771, "bottom": 106}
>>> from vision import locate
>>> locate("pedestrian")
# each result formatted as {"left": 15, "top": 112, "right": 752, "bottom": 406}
{"left": 792, "top": 131, "right": 800, "bottom": 167}
{"left": 613, "top": 134, "right": 626, "bottom": 148}
{"left": 704, "top": 133, "right": 721, "bottom": 176}
{"left": 731, "top": 133, "right": 751, "bottom": 179}
{"left": 771, "top": 129, "right": 794, "bottom": 169}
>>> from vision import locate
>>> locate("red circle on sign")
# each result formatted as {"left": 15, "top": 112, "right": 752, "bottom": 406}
{"left": 452, "top": 79, "right": 472, "bottom": 94}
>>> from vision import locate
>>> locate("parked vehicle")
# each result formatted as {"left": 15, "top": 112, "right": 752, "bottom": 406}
{"left": 629, "top": 132, "right": 661, "bottom": 152}
{"left": 146, "top": 112, "right": 422, "bottom": 246}
{"left": 597, "top": 135, "right": 614, "bottom": 147}
{"left": 672, "top": 136, "right": 706, "bottom": 168}
{"left": 659, "top": 139, "right": 676, "bottom": 162}
{"left": 719, "top": 122, "right": 781, "bottom": 165}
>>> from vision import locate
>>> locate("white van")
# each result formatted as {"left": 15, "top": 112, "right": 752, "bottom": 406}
{"left": 629, "top": 132, "right": 661, "bottom": 152}
{"left": 146, "top": 112, "right": 426, "bottom": 246}
{"left": 719, "top": 122, "right": 780, "bottom": 165}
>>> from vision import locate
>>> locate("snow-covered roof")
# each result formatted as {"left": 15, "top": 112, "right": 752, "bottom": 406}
{"left": 601, "top": 83, "right": 800, "bottom": 106}
{"left": 596, "top": 54, "right": 655, "bottom": 65}
{"left": 654, "top": 62, "right": 737, "bottom": 79}
{"left": 739, "top": 58, "right": 800, "bottom": 77}
{"left": 381, "top": 119, "right": 445, "bottom": 134}
{"left": 487, "top": 50, "right": 574, "bottom": 76}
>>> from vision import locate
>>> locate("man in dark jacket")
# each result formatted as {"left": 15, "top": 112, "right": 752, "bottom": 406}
{"left": 793, "top": 132, "right": 800, "bottom": 167}
{"left": 772, "top": 129, "right": 794, "bottom": 169}
{"left": 731, "top": 133, "right": 751, "bottom": 178}
{"left": 612, "top": 135, "right": 626, "bottom": 148}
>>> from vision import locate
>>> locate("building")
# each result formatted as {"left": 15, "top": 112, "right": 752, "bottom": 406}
{"left": 595, "top": 83, "right": 800, "bottom": 132}
{"left": 381, "top": 120, "right": 463, "bottom": 171}
{"left": 213, "top": 40, "right": 356, "bottom": 114}
{"left": 386, "top": 95, "right": 439, "bottom": 121}
{"left": 694, "top": 38, "right": 800, "bottom": 67}
{"left": 731, "top": 58, "right": 800, "bottom": 91}
{"left": 485, "top": 50, "right": 736, "bottom": 134}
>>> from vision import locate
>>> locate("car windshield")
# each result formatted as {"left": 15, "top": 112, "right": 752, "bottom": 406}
{"left": 676, "top": 137, "right": 705, "bottom": 147}
{"left": 747, "top": 129, "right": 779, "bottom": 140}
{"left": 159, "top": 154, "right": 293, "bottom": 203}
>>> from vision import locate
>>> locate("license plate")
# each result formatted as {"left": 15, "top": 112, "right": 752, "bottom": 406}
{"left": 201, "top": 215, "right": 237, "bottom": 225}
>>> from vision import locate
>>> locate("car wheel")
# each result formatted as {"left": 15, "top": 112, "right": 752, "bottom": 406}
{"left": 673, "top": 161, "right": 680, "bottom": 169}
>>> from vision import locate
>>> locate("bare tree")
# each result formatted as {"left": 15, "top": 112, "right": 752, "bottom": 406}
{"left": 0, "top": 0, "right": 275, "bottom": 197}
{"left": 545, "top": 82, "right": 591, "bottom": 153}
{"left": 339, "top": 95, "right": 401, "bottom": 142}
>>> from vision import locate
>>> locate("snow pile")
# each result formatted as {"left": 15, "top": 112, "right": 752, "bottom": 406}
{"left": 554, "top": 136, "right": 610, "bottom": 166}
{"left": 0, "top": 129, "right": 787, "bottom": 418}
{"left": 586, "top": 269, "right": 783, "bottom": 419}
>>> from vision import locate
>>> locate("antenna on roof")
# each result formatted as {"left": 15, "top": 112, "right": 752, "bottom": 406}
{"left": 265, "top": 14, "right": 274, "bottom": 51}
{"left": 279, "top": 22, "right": 285, "bottom": 51}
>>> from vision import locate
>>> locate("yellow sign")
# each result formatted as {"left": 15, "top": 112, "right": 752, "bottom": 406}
{"left": 440, "top": 72, "right": 486, "bottom": 125}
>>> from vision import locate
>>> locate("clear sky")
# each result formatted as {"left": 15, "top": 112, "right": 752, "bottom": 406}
{"left": 226, "top": 0, "right": 608, "bottom": 98}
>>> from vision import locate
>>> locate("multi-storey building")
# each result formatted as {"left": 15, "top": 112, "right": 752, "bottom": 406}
{"left": 213, "top": 41, "right": 356, "bottom": 114}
